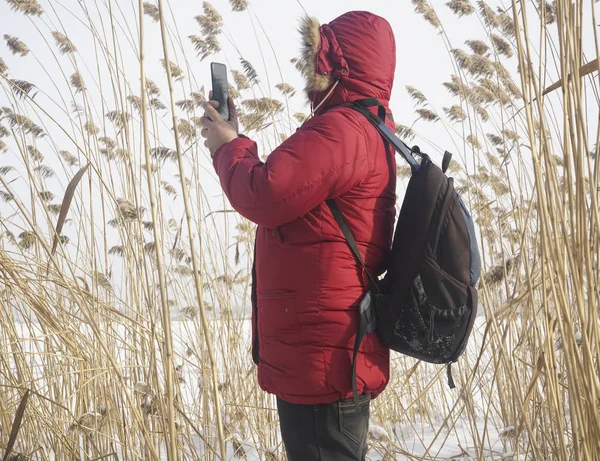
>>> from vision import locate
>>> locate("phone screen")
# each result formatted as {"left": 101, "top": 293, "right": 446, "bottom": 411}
{"left": 211, "top": 62, "right": 229, "bottom": 121}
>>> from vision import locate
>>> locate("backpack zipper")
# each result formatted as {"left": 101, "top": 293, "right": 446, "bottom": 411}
{"left": 431, "top": 178, "right": 455, "bottom": 254}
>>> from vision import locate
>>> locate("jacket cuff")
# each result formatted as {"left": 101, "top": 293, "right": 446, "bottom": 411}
{"left": 212, "top": 135, "right": 256, "bottom": 168}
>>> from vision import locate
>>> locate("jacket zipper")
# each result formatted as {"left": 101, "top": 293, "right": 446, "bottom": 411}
{"left": 251, "top": 233, "right": 259, "bottom": 365}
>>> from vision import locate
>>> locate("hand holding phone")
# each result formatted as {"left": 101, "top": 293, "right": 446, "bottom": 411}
{"left": 210, "top": 62, "right": 229, "bottom": 121}
{"left": 201, "top": 62, "right": 238, "bottom": 155}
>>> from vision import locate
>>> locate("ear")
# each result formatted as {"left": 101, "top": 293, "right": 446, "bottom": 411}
{"left": 298, "top": 15, "right": 332, "bottom": 94}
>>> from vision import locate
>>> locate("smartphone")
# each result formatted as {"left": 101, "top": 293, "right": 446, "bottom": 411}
{"left": 210, "top": 62, "right": 229, "bottom": 121}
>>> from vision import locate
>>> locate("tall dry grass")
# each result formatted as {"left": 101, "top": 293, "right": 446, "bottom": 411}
{"left": 0, "top": 0, "right": 598, "bottom": 460}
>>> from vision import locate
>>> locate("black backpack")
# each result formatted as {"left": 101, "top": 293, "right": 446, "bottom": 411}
{"left": 326, "top": 99, "right": 481, "bottom": 406}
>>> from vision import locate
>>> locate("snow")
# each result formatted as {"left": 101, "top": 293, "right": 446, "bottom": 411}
{"left": 6, "top": 314, "right": 522, "bottom": 460}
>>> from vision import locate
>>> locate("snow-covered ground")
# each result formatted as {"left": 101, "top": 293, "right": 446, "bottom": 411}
{"left": 7, "top": 313, "right": 522, "bottom": 460}
{"left": 168, "top": 315, "right": 517, "bottom": 460}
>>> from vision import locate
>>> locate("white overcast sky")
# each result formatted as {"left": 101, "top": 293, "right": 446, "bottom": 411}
{"left": 0, "top": 0, "right": 597, "bottom": 281}
{"left": 0, "top": 0, "right": 511, "bottom": 160}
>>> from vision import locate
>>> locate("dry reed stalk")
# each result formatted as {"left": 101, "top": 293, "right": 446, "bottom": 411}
{"left": 155, "top": 1, "right": 227, "bottom": 459}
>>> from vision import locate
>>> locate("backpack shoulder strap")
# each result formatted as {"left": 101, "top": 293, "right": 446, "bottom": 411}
{"left": 351, "top": 99, "right": 423, "bottom": 172}
{"left": 326, "top": 198, "right": 380, "bottom": 410}
{"left": 325, "top": 199, "right": 379, "bottom": 293}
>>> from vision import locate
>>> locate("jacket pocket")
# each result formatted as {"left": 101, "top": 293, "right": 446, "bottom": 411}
{"left": 258, "top": 290, "right": 295, "bottom": 300}
{"left": 257, "top": 291, "right": 300, "bottom": 373}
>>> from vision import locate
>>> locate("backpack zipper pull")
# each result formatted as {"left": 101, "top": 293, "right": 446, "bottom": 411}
{"left": 447, "top": 363, "right": 456, "bottom": 389}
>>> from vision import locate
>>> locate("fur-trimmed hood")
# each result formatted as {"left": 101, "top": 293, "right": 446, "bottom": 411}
{"left": 297, "top": 11, "right": 396, "bottom": 113}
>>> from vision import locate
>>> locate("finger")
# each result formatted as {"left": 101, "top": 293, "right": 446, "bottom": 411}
{"left": 209, "top": 90, "right": 213, "bottom": 100}
{"left": 199, "top": 115, "right": 214, "bottom": 128}
{"left": 227, "top": 97, "right": 237, "bottom": 121}
{"left": 202, "top": 101, "right": 221, "bottom": 121}
{"left": 200, "top": 127, "right": 209, "bottom": 139}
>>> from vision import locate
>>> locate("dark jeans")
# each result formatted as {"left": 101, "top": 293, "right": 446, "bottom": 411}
{"left": 276, "top": 394, "right": 371, "bottom": 461}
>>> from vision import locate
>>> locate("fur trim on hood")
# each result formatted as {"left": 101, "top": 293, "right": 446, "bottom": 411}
{"left": 298, "top": 16, "right": 332, "bottom": 95}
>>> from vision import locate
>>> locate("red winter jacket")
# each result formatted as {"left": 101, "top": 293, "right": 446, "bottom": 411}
{"left": 213, "top": 11, "right": 397, "bottom": 404}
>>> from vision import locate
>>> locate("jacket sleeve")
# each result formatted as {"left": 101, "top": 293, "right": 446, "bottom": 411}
{"left": 212, "top": 108, "right": 370, "bottom": 228}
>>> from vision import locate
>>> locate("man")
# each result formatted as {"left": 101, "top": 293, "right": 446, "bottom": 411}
{"left": 200, "top": 10, "right": 397, "bottom": 461}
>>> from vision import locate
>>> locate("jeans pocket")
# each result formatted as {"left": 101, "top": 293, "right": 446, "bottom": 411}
{"left": 338, "top": 394, "right": 371, "bottom": 445}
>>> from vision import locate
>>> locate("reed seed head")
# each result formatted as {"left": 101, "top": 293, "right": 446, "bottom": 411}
{"left": 477, "top": 1, "right": 499, "bottom": 28}
{"left": 465, "top": 39, "right": 489, "bottom": 56}
{"left": 230, "top": 0, "right": 248, "bottom": 12}
{"left": 446, "top": 0, "right": 475, "bottom": 17}
{"left": 143, "top": 2, "right": 160, "bottom": 22}
{"left": 416, "top": 108, "right": 439, "bottom": 122}
{"left": 411, "top": 0, "right": 441, "bottom": 28}
{"left": 491, "top": 34, "right": 513, "bottom": 57}
{"left": 4, "top": 35, "right": 29, "bottom": 56}
{"left": 6, "top": 0, "right": 43, "bottom": 16}
{"left": 444, "top": 105, "right": 467, "bottom": 122}
{"left": 52, "top": 31, "right": 76, "bottom": 54}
